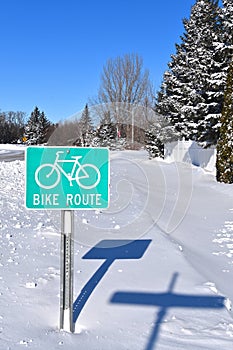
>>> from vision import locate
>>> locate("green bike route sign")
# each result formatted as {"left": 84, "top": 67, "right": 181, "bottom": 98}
{"left": 25, "top": 147, "right": 109, "bottom": 209}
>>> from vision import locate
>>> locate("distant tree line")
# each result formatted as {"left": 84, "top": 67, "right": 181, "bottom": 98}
{"left": 48, "top": 102, "right": 149, "bottom": 151}
{"left": 0, "top": 111, "right": 25, "bottom": 143}
{"left": 0, "top": 106, "right": 56, "bottom": 145}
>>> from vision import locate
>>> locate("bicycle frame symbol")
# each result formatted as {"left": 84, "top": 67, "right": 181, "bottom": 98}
{"left": 35, "top": 151, "right": 101, "bottom": 190}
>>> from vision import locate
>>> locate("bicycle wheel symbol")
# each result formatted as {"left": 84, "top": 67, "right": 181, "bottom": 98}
{"left": 35, "top": 164, "right": 60, "bottom": 189}
{"left": 76, "top": 164, "right": 101, "bottom": 189}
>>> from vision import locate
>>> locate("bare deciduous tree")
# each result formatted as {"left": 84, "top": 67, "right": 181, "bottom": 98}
{"left": 90, "top": 54, "right": 155, "bottom": 147}
{"left": 96, "top": 53, "right": 154, "bottom": 106}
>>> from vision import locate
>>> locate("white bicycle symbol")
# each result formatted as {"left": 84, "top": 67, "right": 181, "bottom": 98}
{"left": 35, "top": 151, "right": 101, "bottom": 190}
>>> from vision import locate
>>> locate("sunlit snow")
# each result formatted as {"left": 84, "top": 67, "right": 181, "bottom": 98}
{"left": 0, "top": 145, "right": 233, "bottom": 350}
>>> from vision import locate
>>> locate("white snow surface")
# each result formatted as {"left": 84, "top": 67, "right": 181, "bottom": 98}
{"left": 1, "top": 146, "right": 233, "bottom": 349}
{"left": 0, "top": 143, "right": 26, "bottom": 153}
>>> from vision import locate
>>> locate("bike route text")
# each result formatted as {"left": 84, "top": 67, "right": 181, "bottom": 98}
{"left": 33, "top": 193, "right": 102, "bottom": 207}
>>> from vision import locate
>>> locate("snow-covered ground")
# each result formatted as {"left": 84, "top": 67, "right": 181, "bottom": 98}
{"left": 0, "top": 145, "right": 233, "bottom": 349}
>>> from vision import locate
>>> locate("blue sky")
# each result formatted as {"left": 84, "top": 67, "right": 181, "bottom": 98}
{"left": 0, "top": 0, "right": 196, "bottom": 122}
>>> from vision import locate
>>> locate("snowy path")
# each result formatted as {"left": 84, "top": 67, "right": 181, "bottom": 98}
{"left": 169, "top": 168, "right": 233, "bottom": 310}
{"left": 0, "top": 151, "right": 233, "bottom": 349}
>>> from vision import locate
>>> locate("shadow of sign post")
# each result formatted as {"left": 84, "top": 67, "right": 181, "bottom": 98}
{"left": 73, "top": 239, "right": 152, "bottom": 324}
{"left": 111, "top": 273, "right": 225, "bottom": 350}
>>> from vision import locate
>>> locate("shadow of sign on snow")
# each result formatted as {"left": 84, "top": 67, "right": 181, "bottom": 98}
{"left": 73, "top": 239, "right": 152, "bottom": 323}
{"left": 110, "top": 273, "right": 225, "bottom": 350}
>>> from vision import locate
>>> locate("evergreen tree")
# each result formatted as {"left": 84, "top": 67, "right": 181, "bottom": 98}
{"left": 96, "top": 123, "right": 117, "bottom": 148}
{"left": 145, "top": 128, "right": 163, "bottom": 159}
{"left": 95, "top": 110, "right": 118, "bottom": 148}
{"left": 76, "top": 104, "right": 94, "bottom": 147}
{"left": 24, "top": 107, "right": 51, "bottom": 145}
{"left": 80, "top": 104, "right": 93, "bottom": 133}
{"left": 38, "top": 111, "right": 51, "bottom": 143}
{"left": 145, "top": 116, "right": 179, "bottom": 158}
{"left": 221, "top": 0, "right": 233, "bottom": 51}
{"left": 156, "top": 0, "right": 225, "bottom": 146}
{"left": 216, "top": 60, "right": 233, "bottom": 184}
{"left": 24, "top": 106, "right": 41, "bottom": 144}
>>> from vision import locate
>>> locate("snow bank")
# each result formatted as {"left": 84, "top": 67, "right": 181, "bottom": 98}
{"left": 164, "top": 140, "right": 216, "bottom": 172}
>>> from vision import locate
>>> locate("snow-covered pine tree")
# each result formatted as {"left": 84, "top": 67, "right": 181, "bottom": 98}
{"left": 38, "top": 111, "right": 51, "bottom": 144}
{"left": 77, "top": 104, "right": 94, "bottom": 147}
{"left": 24, "top": 107, "right": 51, "bottom": 145}
{"left": 24, "top": 107, "right": 41, "bottom": 145}
{"left": 221, "top": 0, "right": 233, "bottom": 51}
{"left": 216, "top": 60, "right": 233, "bottom": 184}
{"left": 156, "top": 42, "right": 199, "bottom": 140}
{"left": 145, "top": 116, "right": 179, "bottom": 158}
{"left": 199, "top": 0, "right": 233, "bottom": 145}
{"left": 95, "top": 110, "right": 118, "bottom": 148}
{"left": 218, "top": 0, "right": 233, "bottom": 86}
{"left": 156, "top": 0, "right": 225, "bottom": 146}
{"left": 145, "top": 128, "right": 163, "bottom": 159}
{"left": 96, "top": 123, "right": 117, "bottom": 148}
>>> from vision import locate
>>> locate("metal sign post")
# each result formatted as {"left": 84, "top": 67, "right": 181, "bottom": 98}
{"left": 25, "top": 146, "right": 109, "bottom": 333}
{"left": 60, "top": 210, "right": 74, "bottom": 333}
